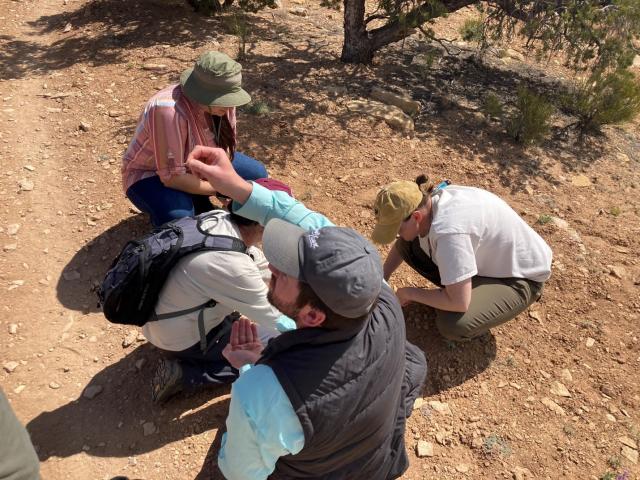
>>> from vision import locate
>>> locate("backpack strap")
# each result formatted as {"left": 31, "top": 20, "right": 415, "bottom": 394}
{"left": 153, "top": 299, "right": 218, "bottom": 321}
{"left": 202, "top": 234, "right": 247, "bottom": 253}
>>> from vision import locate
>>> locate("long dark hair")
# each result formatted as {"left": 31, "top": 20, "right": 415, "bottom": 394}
{"left": 216, "top": 114, "right": 236, "bottom": 160}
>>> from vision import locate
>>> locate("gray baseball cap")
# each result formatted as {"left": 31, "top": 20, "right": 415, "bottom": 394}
{"left": 263, "top": 219, "right": 383, "bottom": 319}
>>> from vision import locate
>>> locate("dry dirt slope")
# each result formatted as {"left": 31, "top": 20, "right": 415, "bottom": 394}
{"left": 1, "top": 0, "right": 640, "bottom": 479}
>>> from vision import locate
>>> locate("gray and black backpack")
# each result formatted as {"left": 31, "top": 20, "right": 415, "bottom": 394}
{"left": 98, "top": 212, "right": 247, "bottom": 328}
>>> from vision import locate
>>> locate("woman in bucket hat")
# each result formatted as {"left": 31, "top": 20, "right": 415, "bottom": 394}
{"left": 372, "top": 174, "right": 553, "bottom": 341}
{"left": 122, "top": 51, "right": 267, "bottom": 227}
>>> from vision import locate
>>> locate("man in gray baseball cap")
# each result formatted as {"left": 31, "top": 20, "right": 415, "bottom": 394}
{"left": 186, "top": 145, "right": 427, "bottom": 480}
{"left": 262, "top": 219, "right": 382, "bottom": 322}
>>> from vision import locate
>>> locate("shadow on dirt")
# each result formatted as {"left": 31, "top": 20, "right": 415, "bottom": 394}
{"left": 404, "top": 304, "right": 497, "bottom": 396}
{"left": 56, "top": 213, "right": 150, "bottom": 313}
{"left": 27, "top": 343, "right": 229, "bottom": 462}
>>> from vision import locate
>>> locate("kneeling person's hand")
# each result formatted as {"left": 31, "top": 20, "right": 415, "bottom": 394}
{"left": 223, "top": 316, "right": 264, "bottom": 369}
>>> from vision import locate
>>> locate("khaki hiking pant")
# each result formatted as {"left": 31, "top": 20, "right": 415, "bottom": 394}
{"left": 396, "top": 238, "right": 544, "bottom": 341}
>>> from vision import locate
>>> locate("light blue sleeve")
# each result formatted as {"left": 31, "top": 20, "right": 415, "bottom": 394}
{"left": 275, "top": 314, "right": 297, "bottom": 332}
{"left": 218, "top": 364, "right": 305, "bottom": 480}
{"left": 232, "top": 182, "right": 335, "bottom": 230}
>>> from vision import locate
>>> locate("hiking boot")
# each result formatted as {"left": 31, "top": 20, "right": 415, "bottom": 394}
{"left": 152, "top": 358, "right": 183, "bottom": 403}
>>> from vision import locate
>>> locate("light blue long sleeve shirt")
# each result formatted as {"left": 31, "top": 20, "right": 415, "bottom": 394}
{"left": 218, "top": 183, "right": 335, "bottom": 480}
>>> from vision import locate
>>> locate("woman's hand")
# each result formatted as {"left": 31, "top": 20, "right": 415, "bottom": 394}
{"left": 395, "top": 287, "right": 416, "bottom": 307}
{"left": 222, "top": 316, "right": 264, "bottom": 370}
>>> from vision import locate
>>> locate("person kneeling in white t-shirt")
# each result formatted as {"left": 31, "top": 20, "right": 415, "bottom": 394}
{"left": 371, "top": 174, "right": 553, "bottom": 341}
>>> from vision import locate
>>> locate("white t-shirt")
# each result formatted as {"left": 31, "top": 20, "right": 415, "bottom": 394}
{"left": 143, "top": 211, "right": 282, "bottom": 351}
{"left": 418, "top": 186, "right": 552, "bottom": 285}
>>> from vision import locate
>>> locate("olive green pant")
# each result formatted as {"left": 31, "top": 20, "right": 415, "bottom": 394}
{"left": 396, "top": 238, "right": 544, "bottom": 341}
{"left": 0, "top": 389, "right": 39, "bottom": 480}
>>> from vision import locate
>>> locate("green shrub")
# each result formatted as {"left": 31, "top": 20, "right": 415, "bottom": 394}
{"left": 610, "top": 206, "right": 621, "bottom": 216}
{"left": 506, "top": 87, "right": 554, "bottom": 145}
{"left": 459, "top": 18, "right": 483, "bottom": 42}
{"left": 482, "top": 434, "right": 512, "bottom": 457}
{"left": 562, "top": 70, "right": 640, "bottom": 132}
{"left": 244, "top": 101, "right": 271, "bottom": 115}
{"left": 537, "top": 214, "right": 553, "bottom": 225}
{"left": 482, "top": 92, "right": 503, "bottom": 119}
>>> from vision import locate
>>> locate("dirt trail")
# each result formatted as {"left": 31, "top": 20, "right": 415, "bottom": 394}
{"left": 1, "top": 0, "right": 640, "bottom": 479}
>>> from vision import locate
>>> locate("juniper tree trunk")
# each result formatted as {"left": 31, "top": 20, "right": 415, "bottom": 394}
{"left": 340, "top": 0, "right": 375, "bottom": 63}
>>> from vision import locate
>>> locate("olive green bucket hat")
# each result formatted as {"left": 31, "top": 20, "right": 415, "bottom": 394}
{"left": 180, "top": 51, "right": 251, "bottom": 107}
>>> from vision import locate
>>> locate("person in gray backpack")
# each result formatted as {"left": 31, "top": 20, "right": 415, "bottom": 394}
{"left": 144, "top": 178, "right": 295, "bottom": 403}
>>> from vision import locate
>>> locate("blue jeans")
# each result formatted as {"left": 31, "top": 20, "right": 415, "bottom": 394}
{"left": 126, "top": 152, "right": 267, "bottom": 227}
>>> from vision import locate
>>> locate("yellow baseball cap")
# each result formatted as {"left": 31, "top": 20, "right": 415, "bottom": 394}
{"left": 371, "top": 181, "right": 423, "bottom": 244}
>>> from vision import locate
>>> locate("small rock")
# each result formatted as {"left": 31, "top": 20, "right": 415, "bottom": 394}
{"left": 122, "top": 329, "right": 138, "bottom": 348}
{"left": 108, "top": 110, "right": 125, "bottom": 118}
{"left": 435, "top": 431, "right": 448, "bottom": 445}
{"left": 8, "top": 324, "right": 18, "bottom": 335}
{"left": 619, "top": 436, "right": 638, "bottom": 449}
{"left": 63, "top": 22, "right": 72, "bottom": 32}
{"left": 289, "top": 6, "right": 308, "bottom": 16}
{"left": 416, "top": 440, "right": 433, "bottom": 457}
{"left": 6, "top": 224, "right": 20, "bottom": 235}
{"left": 550, "top": 381, "right": 571, "bottom": 398}
{"left": 24, "top": 165, "right": 35, "bottom": 171}
{"left": 600, "top": 384, "right": 616, "bottom": 397}
{"left": 413, "top": 397, "right": 424, "bottom": 410}
{"left": 560, "top": 369, "right": 573, "bottom": 383}
{"left": 14, "top": 385, "right": 26, "bottom": 394}
{"left": 621, "top": 445, "right": 638, "bottom": 464}
{"left": 142, "top": 421, "right": 157, "bottom": 436}
{"left": 506, "top": 48, "right": 525, "bottom": 62}
{"left": 142, "top": 63, "right": 168, "bottom": 71}
{"left": 346, "top": 99, "right": 414, "bottom": 132}
{"left": 3, "top": 361, "right": 19, "bottom": 373}
{"left": 609, "top": 265, "right": 627, "bottom": 279}
{"left": 49, "top": 382, "right": 61, "bottom": 389}
{"left": 571, "top": 174, "right": 592, "bottom": 187}
{"left": 18, "top": 179, "right": 34, "bottom": 191}
{"left": 586, "top": 337, "right": 596, "bottom": 347}
{"left": 541, "top": 397, "right": 565, "bottom": 416}
{"left": 455, "top": 464, "right": 469, "bottom": 473}
{"left": 606, "top": 413, "right": 617, "bottom": 422}
{"left": 370, "top": 86, "right": 421, "bottom": 116}
{"left": 512, "top": 466, "right": 534, "bottom": 480}
{"left": 428, "top": 400, "right": 452, "bottom": 415}
{"left": 79, "top": 121, "right": 91, "bottom": 132}
{"left": 83, "top": 385, "right": 103, "bottom": 399}
{"left": 3, "top": 243, "right": 17, "bottom": 252}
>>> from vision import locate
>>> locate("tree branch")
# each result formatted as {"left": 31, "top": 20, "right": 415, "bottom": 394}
{"left": 368, "top": 0, "right": 477, "bottom": 51}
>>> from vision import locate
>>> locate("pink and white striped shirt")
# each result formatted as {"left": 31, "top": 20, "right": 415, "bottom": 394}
{"left": 121, "top": 84, "right": 237, "bottom": 192}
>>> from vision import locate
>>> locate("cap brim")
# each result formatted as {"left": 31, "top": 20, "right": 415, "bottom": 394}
{"left": 180, "top": 68, "right": 251, "bottom": 107}
{"left": 371, "top": 221, "right": 401, "bottom": 244}
{"left": 263, "top": 219, "right": 305, "bottom": 279}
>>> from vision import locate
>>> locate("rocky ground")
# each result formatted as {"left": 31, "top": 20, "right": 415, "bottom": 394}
{"left": 1, "top": 0, "right": 639, "bottom": 479}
